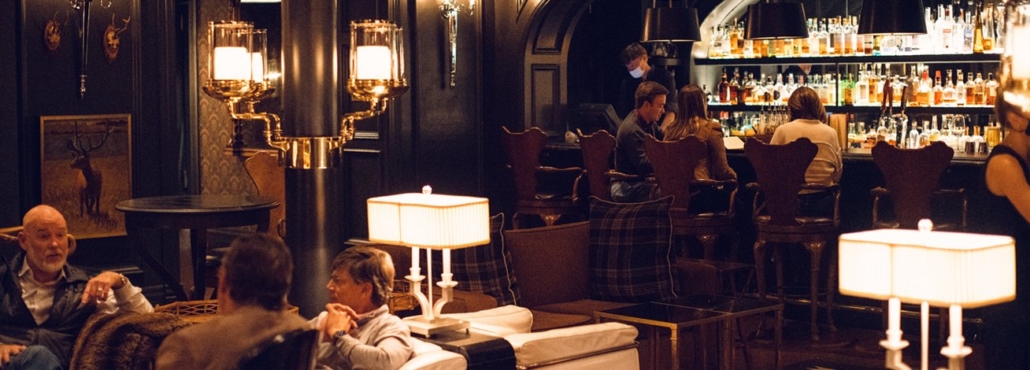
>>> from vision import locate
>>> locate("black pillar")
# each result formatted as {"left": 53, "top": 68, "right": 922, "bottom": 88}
{"left": 281, "top": 0, "right": 342, "bottom": 317}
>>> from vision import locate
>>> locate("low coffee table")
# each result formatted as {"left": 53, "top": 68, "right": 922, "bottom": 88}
{"left": 656, "top": 294, "right": 784, "bottom": 370}
{"left": 595, "top": 303, "right": 728, "bottom": 370}
{"left": 596, "top": 295, "right": 783, "bottom": 370}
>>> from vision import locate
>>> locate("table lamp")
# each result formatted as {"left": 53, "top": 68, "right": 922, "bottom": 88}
{"left": 367, "top": 186, "right": 490, "bottom": 336}
{"left": 840, "top": 220, "right": 1015, "bottom": 370}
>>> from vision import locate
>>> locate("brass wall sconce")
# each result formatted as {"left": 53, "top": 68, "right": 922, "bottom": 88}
{"left": 70, "top": 0, "right": 113, "bottom": 99}
{"left": 441, "top": 0, "right": 475, "bottom": 88}
{"left": 203, "top": 20, "right": 408, "bottom": 168}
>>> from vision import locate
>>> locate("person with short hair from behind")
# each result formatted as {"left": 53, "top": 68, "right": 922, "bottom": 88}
{"left": 156, "top": 233, "right": 310, "bottom": 369}
{"left": 611, "top": 81, "right": 669, "bottom": 203}
{"left": 311, "top": 246, "right": 413, "bottom": 370}
{"left": 0, "top": 205, "right": 152, "bottom": 370}
{"left": 770, "top": 86, "right": 843, "bottom": 215}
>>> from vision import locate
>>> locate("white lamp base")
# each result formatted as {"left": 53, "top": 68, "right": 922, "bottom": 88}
{"left": 404, "top": 316, "right": 470, "bottom": 337}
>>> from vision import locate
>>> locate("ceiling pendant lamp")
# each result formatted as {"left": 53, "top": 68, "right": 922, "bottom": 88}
{"left": 745, "top": 0, "right": 809, "bottom": 40}
{"left": 642, "top": 0, "right": 702, "bottom": 42}
{"left": 857, "top": 0, "right": 927, "bottom": 35}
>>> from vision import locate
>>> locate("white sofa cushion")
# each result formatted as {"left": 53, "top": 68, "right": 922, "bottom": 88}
{"left": 503, "top": 322, "right": 638, "bottom": 369}
{"left": 399, "top": 338, "right": 467, "bottom": 370}
{"left": 442, "top": 305, "right": 534, "bottom": 335}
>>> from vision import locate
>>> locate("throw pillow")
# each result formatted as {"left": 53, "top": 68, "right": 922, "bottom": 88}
{"left": 440, "top": 213, "right": 521, "bottom": 306}
{"left": 588, "top": 196, "right": 677, "bottom": 302}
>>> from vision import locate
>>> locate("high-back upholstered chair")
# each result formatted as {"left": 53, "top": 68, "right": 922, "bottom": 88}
{"left": 501, "top": 126, "right": 583, "bottom": 228}
{"left": 237, "top": 329, "right": 319, "bottom": 370}
{"left": 870, "top": 141, "right": 967, "bottom": 230}
{"left": 744, "top": 137, "right": 840, "bottom": 342}
{"left": 643, "top": 135, "right": 738, "bottom": 261}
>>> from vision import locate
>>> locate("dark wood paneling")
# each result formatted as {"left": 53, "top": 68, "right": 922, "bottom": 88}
{"left": 530, "top": 64, "right": 561, "bottom": 135}
{"left": 342, "top": 148, "right": 384, "bottom": 241}
{"left": 1, "top": 0, "right": 20, "bottom": 226}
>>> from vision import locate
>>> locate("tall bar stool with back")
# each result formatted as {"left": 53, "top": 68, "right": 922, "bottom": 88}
{"left": 501, "top": 126, "right": 583, "bottom": 229}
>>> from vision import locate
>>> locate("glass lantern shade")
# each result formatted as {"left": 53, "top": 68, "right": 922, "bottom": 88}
{"left": 348, "top": 20, "right": 409, "bottom": 102}
{"left": 244, "top": 29, "right": 275, "bottom": 102}
{"left": 205, "top": 21, "right": 255, "bottom": 101}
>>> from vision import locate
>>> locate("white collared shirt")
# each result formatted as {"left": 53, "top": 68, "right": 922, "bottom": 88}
{"left": 17, "top": 257, "right": 154, "bottom": 325}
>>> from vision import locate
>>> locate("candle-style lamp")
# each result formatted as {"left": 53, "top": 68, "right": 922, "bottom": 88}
{"left": 839, "top": 220, "right": 1015, "bottom": 370}
{"left": 366, "top": 186, "right": 489, "bottom": 336}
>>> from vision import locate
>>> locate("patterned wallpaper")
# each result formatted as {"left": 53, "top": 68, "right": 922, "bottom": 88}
{"left": 197, "top": 0, "right": 257, "bottom": 196}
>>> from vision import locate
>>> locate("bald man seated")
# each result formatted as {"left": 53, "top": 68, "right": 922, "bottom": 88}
{"left": 0, "top": 205, "right": 153, "bottom": 370}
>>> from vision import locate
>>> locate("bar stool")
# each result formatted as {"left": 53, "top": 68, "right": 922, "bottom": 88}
{"left": 576, "top": 129, "right": 642, "bottom": 202}
{"left": 501, "top": 126, "right": 583, "bottom": 229}
{"left": 870, "top": 141, "right": 967, "bottom": 231}
{"left": 744, "top": 137, "right": 840, "bottom": 342}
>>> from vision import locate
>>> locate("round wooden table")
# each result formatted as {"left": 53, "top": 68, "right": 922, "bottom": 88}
{"left": 117, "top": 194, "right": 279, "bottom": 301}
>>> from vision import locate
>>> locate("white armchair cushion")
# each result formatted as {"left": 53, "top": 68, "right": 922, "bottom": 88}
{"left": 503, "top": 322, "right": 638, "bottom": 369}
{"left": 442, "top": 305, "right": 534, "bottom": 335}
{"left": 399, "top": 338, "right": 467, "bottom": 370}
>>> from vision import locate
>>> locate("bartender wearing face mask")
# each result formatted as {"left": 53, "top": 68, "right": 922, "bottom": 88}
{"left": 617, "top": 43, "right": 678, "bottom": 131}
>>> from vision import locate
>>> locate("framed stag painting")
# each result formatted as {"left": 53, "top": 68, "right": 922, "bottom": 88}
{"left": 40, "top": 114, "right": 132, "bottom": 239}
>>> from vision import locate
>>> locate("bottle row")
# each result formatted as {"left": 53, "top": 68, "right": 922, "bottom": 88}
{"left": 707, "top": 2, "right": 1005, "bottom": 60}
{"left": 718, "top": 109, "right": 1001, "bottom": 156}
{"left": 711, "top": 64, "right": 999, "bottom": 108}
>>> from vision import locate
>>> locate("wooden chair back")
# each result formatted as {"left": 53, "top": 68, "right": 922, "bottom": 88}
{"left": 643, "top": 135, "right": 707, "bottom": 210}
{"left": 744, "top": 137, "right": 818, "bottom": 225}
{"left": 501, "top": 126, "right": 547, "bottom": 201}
{"left": 577, "top": 129, "right": 617, "bottom": 201}
{"left": 245, "top": 151, "right": 286, "bottom": 238}
{"left": 871, "top": 141, "right": 954, "bottom": 229}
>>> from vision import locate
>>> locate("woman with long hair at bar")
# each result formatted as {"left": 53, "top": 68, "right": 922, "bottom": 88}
{"left": 664, "top": 84, "right": 737, "bottom": 182}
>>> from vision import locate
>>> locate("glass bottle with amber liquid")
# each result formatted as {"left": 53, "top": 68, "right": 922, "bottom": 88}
{"left": 933, "top": 70, "right": 944, "bottom": 106}
{"left": 955, "top": 69, "right": 966, "bottom": 106}
{"left": 916, "top": 68, "right": 932, "bottom": 107}
{"left": 718, "top": 68, "right": 731, "bottom": 103}
{"left": 986, "top": 72, "right": 998, "bottom": 105}
{"left": 974, "top": 72, "right": 986, "bottom": 105}
{"left": 965, "top": 72, "right": 975, "bottom": 106}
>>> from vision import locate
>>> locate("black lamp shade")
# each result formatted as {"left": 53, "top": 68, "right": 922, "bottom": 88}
{"left": 642, "top": 7, "right": 702, "bottom": 42}
{"left": 857, "top": 0, "right": 927, "bottom": 35}
{"left": 744, "top": 2, "right": 809, "bottom": 40}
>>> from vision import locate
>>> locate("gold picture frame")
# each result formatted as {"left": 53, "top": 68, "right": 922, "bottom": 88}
{"left": 40, "top": 114, "right": 132, "bottom": 239}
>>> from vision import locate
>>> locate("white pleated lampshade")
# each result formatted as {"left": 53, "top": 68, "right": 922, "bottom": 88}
{"left": 367, "top": 192, "right": 490, "bottom": 250}
{"left": 839, "top": 228, "right": 1015, "bottom": 308}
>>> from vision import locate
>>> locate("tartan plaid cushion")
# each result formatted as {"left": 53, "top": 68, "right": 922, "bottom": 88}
{"left": 437, "top": 213, "right": 520, "bottom": 306}
{"left": 588, "top": 196, "right": 677, "bottom": 302}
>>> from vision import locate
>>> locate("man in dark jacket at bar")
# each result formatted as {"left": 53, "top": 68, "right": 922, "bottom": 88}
{"left": 0, "top": 205, "right": 153, "bottom": 369}
{"left": 611, "top": 81, "right": 667, "bottom": 202}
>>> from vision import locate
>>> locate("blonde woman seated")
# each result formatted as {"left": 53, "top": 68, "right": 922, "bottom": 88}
{"left": 663, "top": 84, "right": 737, "bottom": 213}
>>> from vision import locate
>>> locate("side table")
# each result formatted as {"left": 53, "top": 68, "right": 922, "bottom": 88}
{"left": 422, "top": 330, "right": 516, "bottom": 370}
{"left": 116, "top": 195, "right": 278, "bottom": 301}
{"left": 596, "top": 303, "right": 727, "bottom": 370}
{"left": 656, "top": 294, "right": 784, "bottom": 370}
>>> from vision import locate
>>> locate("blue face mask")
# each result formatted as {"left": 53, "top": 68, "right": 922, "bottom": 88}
{"left": 629, "top": 67, "right": 644, "bottom": 79}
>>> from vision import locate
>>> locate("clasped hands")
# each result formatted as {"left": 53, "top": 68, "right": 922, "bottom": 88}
{"left": 319, "top": 303, "right": 359, "bottom": 343}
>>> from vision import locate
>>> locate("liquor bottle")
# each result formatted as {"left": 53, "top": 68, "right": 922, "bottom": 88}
{"left": 906, "top": 66, "right": 919, "bottom": 105}
{"left": 965, "top": 72, "right": 975, "bottom": 105}
{"left": 955, "top": 69, "right": 966, "bottom": 106}
{"left": 986, "top": 72, "right": 998, "bottom": 105}
{"left": 832, "top": 16, "right": 844, "bottom": 56}
{"left": 958, "top": 125, "right": 971, "bottom": 154}
{"left": 786, "top": 73, "right": 798, "bottom": 99}
{"left": 773, "top": 73, "right": 784, "bottom": 102}
{"left": 974, "top": 72, "right": 986, "bottom": 105}
{"left": 743, "top": 37, "right": 755, "bottom": 58}
{"left": 921, "top": 7, "right": 935, "bottom": 54}
{"left": 907, "top": 121, "right": 921, "bottom": 149}
{"left": 942, "top": 69, "right": 956, "bottom": 105}
{"left": 804, "top": 18, "right": 816, "bottom": 56}
{"left": 972, "top": 125, "right": 985, "bottom": 155}
{"left": 892, "top": 75, "right": 905, "bottom": 106}
{"left": 718, "top": 68, "right": 730, "bottom": 103}
{"left": 729, "top": 19, "right": 741, "bottom": 58}
{"left": 856, "top": 65, "right": 869, "bottom": 105}
{"left": 916, "top": 68, "right": 931, "bottom": 107}
{"left": 842, "top": 73, "right": 856, "bottom": 106}
{"left": 973, "top": 5, "right": 985, "bottom": 54}
{"left": 958, "top": 9, "right": 973, "bottom": 54}
{"left": 845, "top": 16, "right": 857, "bottom": 55}
{"left": 933, "top": 70, "right": 944, "bottom": 106}
{"left": 919, "top": 120, "right": 931, "bottom": 147}
{"left": 709, "top": 26, "right": 723, "bottom": 58}
{"left": 985, "top": 118, "right": 1003, "bottom": 149}
{"left": 818, "top": 19, "right": 829, "bottom": 56}
{"left": 937, "top": 5, "right": 954, "bottom": 53}
{"left": 929, "top": 115, "right": 941, "bottom": 142}
{"left": 730, "top": 68, "right": 741, "bottom": 102}
{"left": 862, "top": 23, "right": 875, "bottom": 54}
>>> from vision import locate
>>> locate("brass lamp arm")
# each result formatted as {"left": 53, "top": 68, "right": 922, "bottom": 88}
{"left": 225, "top": 101, "right": 290, "bottom": 154}
{"left": 339, "top": 97, "right": 391, "bottom": 143}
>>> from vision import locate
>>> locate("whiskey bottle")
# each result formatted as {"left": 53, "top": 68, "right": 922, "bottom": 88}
{"left": 955, "top": 69, "right": 966, "bottom": 106}
{"left": 933, "top": 70, "right": 944, "bottom": 106}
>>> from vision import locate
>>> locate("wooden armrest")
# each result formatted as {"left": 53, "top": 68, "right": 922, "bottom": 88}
{"left": 744, "top": 182, "right": 761, "bottom": 192}
{"left": 935, "top": 188, "right": 966, "bottom": 196}
{"left": 538, "top": 166, "right": 583, "bottom": 174}
{"left": 870, "top": 187, "right": 890, "bottom": 197}
{"left": 605, "top": 170, "right": 641, "bottom": 182}
{"left": 801, "top": 182, "right": 841, "bottom": 193}
{"left": 691, "top": 179, "right": 738, "bottom": 192}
